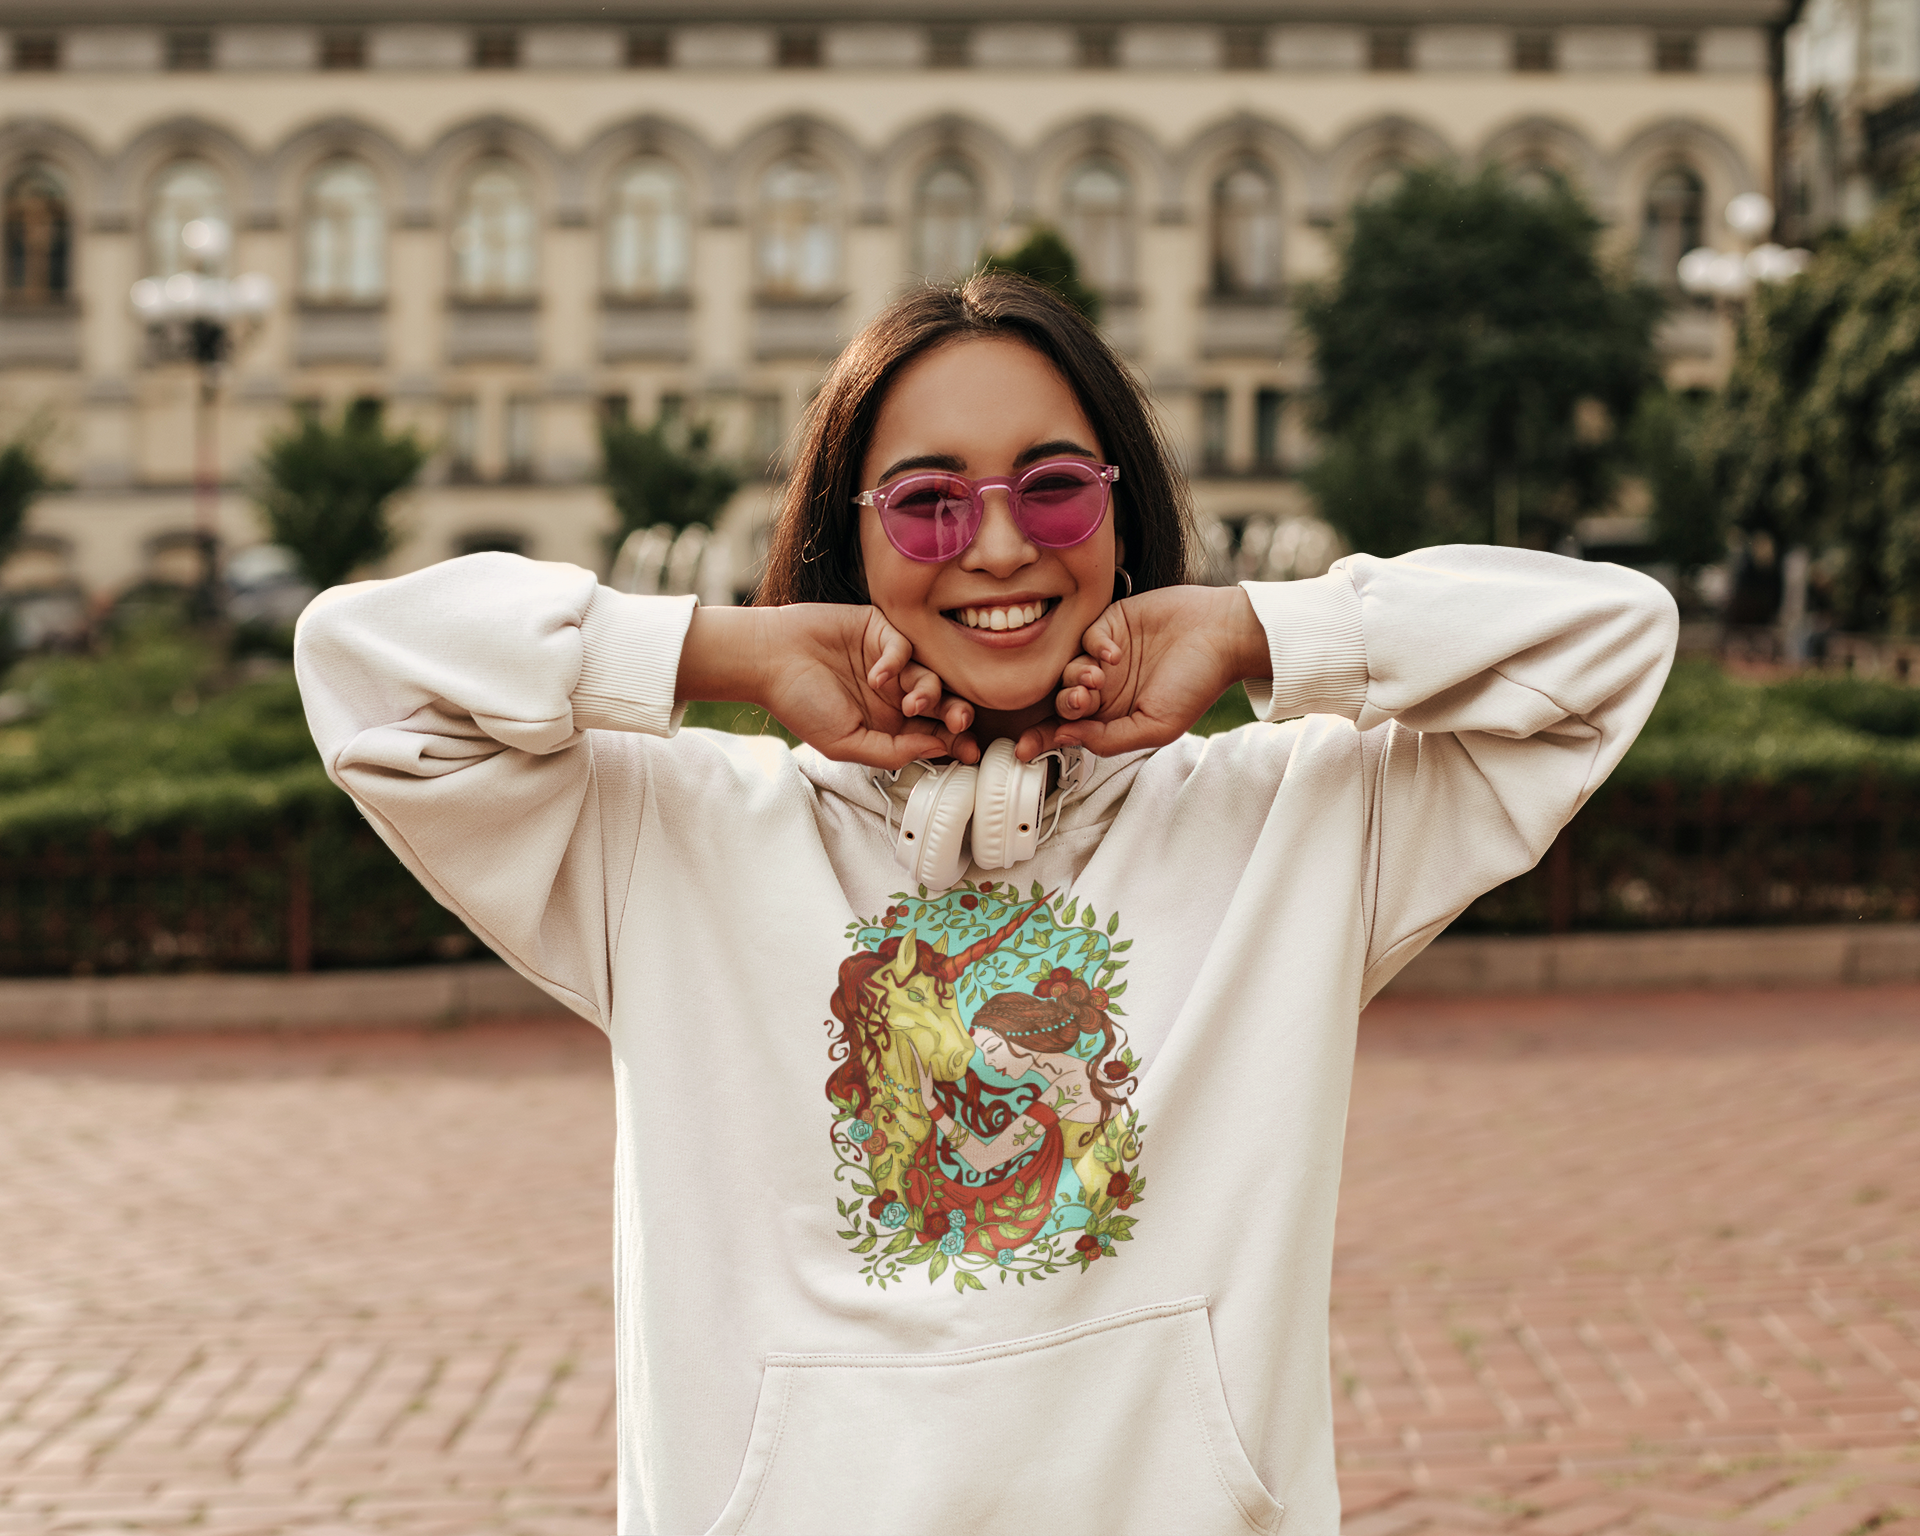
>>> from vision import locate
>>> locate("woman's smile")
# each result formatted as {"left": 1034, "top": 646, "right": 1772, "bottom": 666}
{"left": 945, "top": 594, "right": 1062, "bottom": 637}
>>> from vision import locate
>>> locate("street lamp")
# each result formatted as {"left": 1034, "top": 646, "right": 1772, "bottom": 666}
{"left": 1676, "top": 194, "right": 1812, "bottom": 301}
{"left": 130, "top": 217, "right": 275, "bottom": 619}
{"left": 1676, "top": 195, "right": 1817, "bottom": 662}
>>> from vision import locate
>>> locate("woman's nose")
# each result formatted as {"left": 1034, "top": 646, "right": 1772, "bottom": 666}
{"left": 959, "top": 487, "right": 1036, "bottom": 575}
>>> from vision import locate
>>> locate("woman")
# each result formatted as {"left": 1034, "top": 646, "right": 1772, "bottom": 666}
{"left": 295, "top": 272, "right": 1677, "bottom": 1535}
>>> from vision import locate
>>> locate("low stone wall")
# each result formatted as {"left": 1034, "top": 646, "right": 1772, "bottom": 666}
{"left": 0, "top": 924, "right": 1914, "bottom": 1038}
{"left": 1383, "top": 921, "right": 1920, "bottom": 995}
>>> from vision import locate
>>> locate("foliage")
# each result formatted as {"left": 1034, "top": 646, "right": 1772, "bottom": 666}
{"left": 975, "top": 225, "right": 1101, "bottom": 323}
{"left": 1300, "top": 166, "right": 1662, "bottom": 557}
{"left": 1702, "top": 171, "right": 1920, "bottom": 633}
{"left": 600, "top": 411, "right": 743, "bottom": 536}
{"left": 0, "top": 625, "right": 337, "bottom": 846}
{"left": 1615, "top": 657, "right": 1920, "bottom": 787}
{"left": 0, "top": 436, "right": 49, "bottom": 568}
{"left": 1628, "top": 390, "right": 1725, "bottom": 574}
{"left": 254, "top": 400, "right": 427, "bottom": 592}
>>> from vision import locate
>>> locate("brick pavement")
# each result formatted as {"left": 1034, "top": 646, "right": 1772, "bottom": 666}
{"left": 0, "top": 985, "right": 1914, "bottom": 1533}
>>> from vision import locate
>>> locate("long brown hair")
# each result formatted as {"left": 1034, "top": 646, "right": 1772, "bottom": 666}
{"left": 756, "top": 272, "right": 1194, "bottom": 606}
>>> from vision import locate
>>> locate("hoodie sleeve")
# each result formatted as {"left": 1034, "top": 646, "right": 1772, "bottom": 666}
{"left": 1239, "top": 545, "right": 1678, "bottom": 1002}
{"left": 293, "top": 552, "right": 699, "bottom": 1030}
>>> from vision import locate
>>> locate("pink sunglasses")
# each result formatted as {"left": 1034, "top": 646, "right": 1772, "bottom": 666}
{"left": 854, "top": 460, "right": 1120, "bottom": 563}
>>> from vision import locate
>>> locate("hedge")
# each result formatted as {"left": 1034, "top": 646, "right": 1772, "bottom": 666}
{"left": 0, "top": 645, "right": 1914, "bottom": 975}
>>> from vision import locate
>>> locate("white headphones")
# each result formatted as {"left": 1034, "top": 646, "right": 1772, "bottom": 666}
{"left": 884, "top": 740, "right": 1080, "bottom": 891}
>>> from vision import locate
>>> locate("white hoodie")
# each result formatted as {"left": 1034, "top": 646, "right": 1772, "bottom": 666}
{"left": 295, "top": 544, "right": 1677, "bottom": 1536}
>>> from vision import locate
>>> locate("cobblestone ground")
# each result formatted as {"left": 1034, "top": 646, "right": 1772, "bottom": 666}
{"left": 0, "top": 984, "right": 1913, "bottom": 1534}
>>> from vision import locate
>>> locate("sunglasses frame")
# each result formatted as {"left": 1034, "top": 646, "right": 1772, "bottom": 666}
{"left": 853, "top": 460, "right": 1120, "bottom": 564}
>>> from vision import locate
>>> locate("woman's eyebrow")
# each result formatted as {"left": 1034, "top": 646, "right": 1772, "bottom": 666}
{"left": 874, "top": 452, "right": 965, "bottom": 483}
{"left": 1014, "top": 440, "right": 1099, "bottom": 468}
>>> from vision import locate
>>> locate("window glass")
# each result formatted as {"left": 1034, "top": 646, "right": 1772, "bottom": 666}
{"left": 453, "top": 158, "right": 538, "bottom": 300}
{"left": 302, "top": 160, "right": 385, "bottom": 302}
{"left": 1062, "top": 157, "right": 1132, "bottom": 290}
{"left": 914, "top": 160, "right": 983, "bottom": 282}
{"left": 3, "top": 163, "right": 71, "bottom": 303}
{"left": 1212, "top": 162, "right": 1281, "bottom": 293}
{"left": 149, "top": 159, "right": 228, "bottom": 277}
{"left": 606, "top": 159, "right": 691, "bottom": 297}
{"left": 1641, "top": 166, "right": 1704, "bottom": 286}
{"left": 758, "top": 158, "right": 840, "bottom": 296}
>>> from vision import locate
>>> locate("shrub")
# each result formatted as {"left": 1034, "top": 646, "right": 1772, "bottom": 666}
{"left": 255, "top": 400, "right": 427, "bottom": 592}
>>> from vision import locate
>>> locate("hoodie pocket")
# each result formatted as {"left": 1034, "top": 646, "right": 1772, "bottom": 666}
{"left": 704, "top": 1295, "right": 1282, "bottom": 1536}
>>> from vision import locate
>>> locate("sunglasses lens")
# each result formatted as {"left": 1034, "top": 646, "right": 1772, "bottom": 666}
{"left": 881, "top": 476, "right": 976, "bottom": 561}
{"left": 1014, "top": 464, "right": 1108, "bottom": 548}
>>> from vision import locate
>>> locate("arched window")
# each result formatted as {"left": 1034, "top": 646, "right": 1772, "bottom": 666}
{"left": 1355, "top": 158, "right": 1408, "bottom": 205}
{"left": 148, "top": 159, "right": 228, "bottom": 277}
{"left": 302, "top": 159, "right": 385, "bottom": 302}
{"left": 452, "top": 157, "right": 538, "bottom": 300}
{"left": 3, "top": 163, "right": 71, "bottom": 304}
{"left": 1062, "top": 157, "right": 1132, "bottom": 290}
{"left": 913, "top": 159, "right": 983, "bottom": 282}
{"left": 1641, "top": 165, "right": 1704, "bottom": 286}
{"left": 1211, "top": 161, "right": 1282, "bottom": 294}
{"left": 1508, "top": 161, "right": 1563, "bottom": 198}
{"left": 757, "top": 157, "right": 840, "bottom": 296}
{"left": 606, "top": 158, "right": 691, "bottom": 297}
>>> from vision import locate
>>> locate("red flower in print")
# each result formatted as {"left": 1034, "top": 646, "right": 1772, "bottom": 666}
{"left": 1074, "top": 1233, "right": 1102, "bottom": 1259}
{"left": 869, "top": 1189, "right": 897, "bottom": 1218}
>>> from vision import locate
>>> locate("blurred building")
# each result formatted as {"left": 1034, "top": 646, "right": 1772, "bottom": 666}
{"left": 1781, "top": 0, "right": 1920, "bottom": 235}
{"left": 2, "top": 0, "right": 1785, "bottom": 601}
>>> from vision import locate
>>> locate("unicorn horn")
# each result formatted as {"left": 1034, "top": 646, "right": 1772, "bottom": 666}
{"left": 921, "top": 892, "right": 1052, "bottom": 983}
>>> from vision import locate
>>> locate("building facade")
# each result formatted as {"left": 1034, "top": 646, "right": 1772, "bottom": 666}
{"left": 2, "top": 1, "right": 1785, "bottom": 604}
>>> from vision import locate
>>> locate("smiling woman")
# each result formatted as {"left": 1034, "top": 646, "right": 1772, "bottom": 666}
{"left": 293, "top": 266, "right": 1679, "bottom": 1536}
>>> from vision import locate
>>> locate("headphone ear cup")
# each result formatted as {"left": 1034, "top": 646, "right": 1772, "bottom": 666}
{"left": 970, "top": 739, "right": 1048, "bottom": 870}
{"left": 896, "top": 762, "right": 978, "bottom": 891}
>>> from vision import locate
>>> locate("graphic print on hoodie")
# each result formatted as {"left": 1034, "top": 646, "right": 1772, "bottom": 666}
{"left": 824, "top": 881, "right": 1149, "bottom": 1291}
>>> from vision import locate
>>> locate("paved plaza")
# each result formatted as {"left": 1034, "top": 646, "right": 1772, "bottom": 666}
{"left": 0, "top": 981, "right": 1914, "bottom": 1534}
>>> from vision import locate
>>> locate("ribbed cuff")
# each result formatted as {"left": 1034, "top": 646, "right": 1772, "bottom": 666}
{"left": 572, "top": 588, "right": 698, "bottom": 736}
{"left": 1238, "top": 571, "right": 1370, "bottom": 723}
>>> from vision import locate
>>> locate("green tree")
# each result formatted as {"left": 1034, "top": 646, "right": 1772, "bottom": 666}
{"left": 1629, "top": 388, "right": 1725, "bottom": 575}
{"left": 600, "top": 412, "right": 742, "bottom": 537}
{"left": 255, "top": 400, "right": 426, "bottom": 591}
{"left": 1301, "top": 166, "right": 1662, "bottom": 556}
{"left": 0, "top": 438, "right": 47, "bottom": 562}
{"left": 1703, "top": 171, "right": 1920, "bottom": 633}
{"left": 976, "top": 225, "right": 1101, "bottom": 323}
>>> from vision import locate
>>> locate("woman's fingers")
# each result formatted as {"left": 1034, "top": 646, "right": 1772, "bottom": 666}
{"left": 896, "top": 660, "right": 944, "bottom": 718}
{"left": 833, "top": 724, "right": 957, "bottom": 771}
{"left": 863, "top": 615, "right": 914, "bottom": 692}
{"left": 1050, "top": 713, "right": 1177, "bottom": 756}
{"left": 1055, "top": 683, "right": 1102, "bottom": 720}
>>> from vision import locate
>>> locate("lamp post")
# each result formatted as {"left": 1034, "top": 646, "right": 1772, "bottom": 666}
{"left": 130, "top": 218, "right": 275, "bottom": 620}
{"left": 1676, "top": 195, "right": 1816, "bottom": 661}
{"left": 1676, "top": 193, "right": 1812, "bottom": 303}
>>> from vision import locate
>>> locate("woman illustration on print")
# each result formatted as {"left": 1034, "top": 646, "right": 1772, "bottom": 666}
{"left": 825, "top": 893, "right": 1145, "bottom": 1278}
{"left": 910, "top": 974, "right": 1141, "bottom": 1255}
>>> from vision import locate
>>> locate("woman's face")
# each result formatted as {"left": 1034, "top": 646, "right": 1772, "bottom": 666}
{"left": 857, "top": 336, "right": 1122, "bottom": 731}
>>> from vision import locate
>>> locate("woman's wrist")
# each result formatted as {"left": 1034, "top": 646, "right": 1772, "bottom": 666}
{"left": 1217, "top": 585, "right": 1272, "bottom": 684}
{"left": 675, "top": 604, "right": 776, "bottom": 705}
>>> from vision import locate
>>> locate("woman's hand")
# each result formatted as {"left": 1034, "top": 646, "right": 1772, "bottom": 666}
{"left": 678, "top": 604, "right": 980, "bottom": 769}
{"left": 1014, "top": 585, "right": 1270, "bottom": 759}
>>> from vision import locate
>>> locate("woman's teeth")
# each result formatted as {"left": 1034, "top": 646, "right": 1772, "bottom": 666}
{"left": 956, "top": 601, "right": 1049, "bottom": 631}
